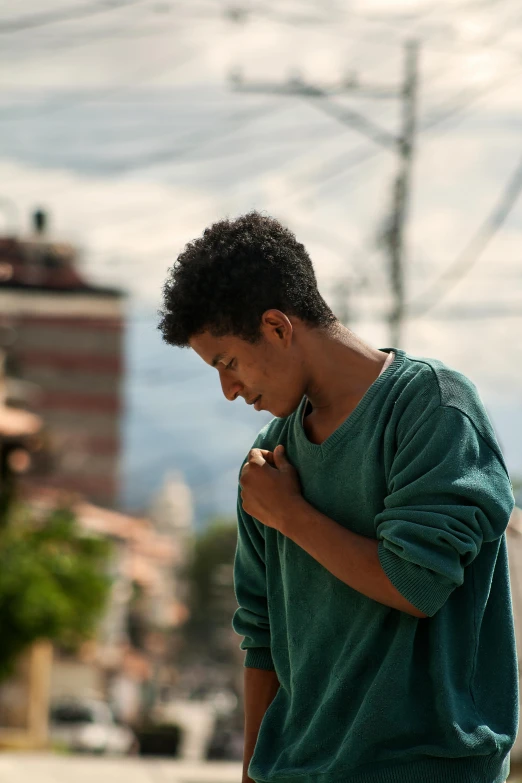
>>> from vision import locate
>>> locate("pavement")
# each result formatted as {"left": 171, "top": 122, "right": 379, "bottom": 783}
{"left": 1, "top": 754, "right": 520, "bottom": 783}
{"left": 0, "top": 754, "right": 242, "bottom": 783}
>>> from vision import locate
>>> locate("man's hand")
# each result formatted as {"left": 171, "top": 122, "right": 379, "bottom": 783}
{"left": 240, "top": 445, "right": 301, "bottom": 531}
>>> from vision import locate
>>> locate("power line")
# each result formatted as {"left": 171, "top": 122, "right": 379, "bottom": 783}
{"left": 226, "top": 36, "right": 521, "bottom": 334}
{"left": 11, "top": 99, "right": 307, "bottom": 218}
{"left": 263, "top": 141, "right": 381, "bottom": 219}
{"left": 0, "top": 0, "right": 221, "bottom": 68}
{"left": 226, "top": 3, "right": 344, "bottom": 27}
{"left": 0, "top": 0, "right": 143, "bottom": 35}
{"left": 2, "top": 5, "right": 519, "bottom": 335}
{"left": 0, "top": 46, "right": 198, "bottom": 122}
{"left": 292, "top": 87, "right": 398, "bottom": 151}
{"left": 12, "top": 61, "right": 514, "bottom": 259}
{"left": 265, "top": 55, "right": 522, "bottom": 218}
{"left": 226, "top": 39, "right": 522, "bottom": 230}
{"left": 407, "top": 154, "right": 522, "bottom": 315}
{"left": 410, "top": 302, "right": 522, "bottom": 320}
{"left": 0, "top": 13, "right": 155, "bottom": 59}
{"left": 99, "top": 101, "right": 290, "bottom": 175}
{"left": 19, "top": 102, "right": 296, "bottom": 227}
{"left": 422, "top": 63, "right": 522, "bottom": 133}
{"left": 4, "top": 12, "right": 521, "bottom": 279}
{"left": 303, "top": 67, "right": 520, "bottom": 205}
{"left": 231, "top": 41, "right": 421, "bottom": 349}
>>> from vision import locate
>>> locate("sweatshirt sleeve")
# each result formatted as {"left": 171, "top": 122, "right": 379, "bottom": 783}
{"left": 232, "top": 477, "right": 275, "bottom": 671}
{"left": 375, "top": 405, "right": 515, "bottom": 618}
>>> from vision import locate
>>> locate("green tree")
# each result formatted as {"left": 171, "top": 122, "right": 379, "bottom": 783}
{"left": 180, "top": 517, "right": 238, "bottom": 665}
{"left": 0, "top": 502, "right": 112, "bottom": 680}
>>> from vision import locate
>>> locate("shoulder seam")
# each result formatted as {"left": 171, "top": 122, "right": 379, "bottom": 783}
{"left": 408, "top": 356, "right": 443, "bottom": 407}
{"left": 439, "top": 404, "right": 511, "bottom": 479}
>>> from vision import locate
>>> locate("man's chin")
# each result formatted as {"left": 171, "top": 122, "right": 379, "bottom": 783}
{"left": 269, "top": 401, "right": 301, "bottom": 419}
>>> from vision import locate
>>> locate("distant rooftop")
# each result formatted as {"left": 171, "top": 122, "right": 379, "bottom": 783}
{"left": 0, "top": 236, "right": 122, "bottom": 297}
{"left": 0, "top": 209, "right": 122, "bottom": 297}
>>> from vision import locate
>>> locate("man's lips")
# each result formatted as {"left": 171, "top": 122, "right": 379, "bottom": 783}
{"left": 247, "top": 395, "right": 262, "bottom": 409}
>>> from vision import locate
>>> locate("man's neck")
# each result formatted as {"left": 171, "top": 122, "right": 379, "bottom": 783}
{"left": 301, "top": 326, "right": 390, "bottom": 419}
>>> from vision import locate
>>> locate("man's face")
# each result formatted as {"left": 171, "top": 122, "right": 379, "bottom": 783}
{"left": 189, "top": 322, "right": 305, "bottom": 418}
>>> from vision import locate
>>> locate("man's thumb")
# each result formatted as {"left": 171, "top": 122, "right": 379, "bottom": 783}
{"left": 273, "top": 444, "right": 288, "bottom": 468}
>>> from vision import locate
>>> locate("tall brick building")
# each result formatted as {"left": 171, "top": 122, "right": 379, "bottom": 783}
{"left": 0, "top": 212, "right": 124, "bottom": 507}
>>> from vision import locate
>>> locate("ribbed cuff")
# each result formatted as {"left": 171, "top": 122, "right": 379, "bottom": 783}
{"left": 244, "top": 647, "right": 275, "bottom": 671}
{"left": 378, "top": 541, "right": 455, "bottom": 617}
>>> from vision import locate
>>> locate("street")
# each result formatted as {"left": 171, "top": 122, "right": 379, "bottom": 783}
{"left": 0, "top": 754, "right": 242, "bottom": 783}
{"left": 0, "top": 752, "right": 521, "bottom": 783}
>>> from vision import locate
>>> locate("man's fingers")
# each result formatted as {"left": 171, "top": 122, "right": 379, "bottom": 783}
{"left": 258, "top": 449, "right": 275, "bottom": 465}
{"left": 248, "top": 448, "right": 275, "bottom": 466}
{"left": 247, "top": 448, "right": 273, "bottom": 467}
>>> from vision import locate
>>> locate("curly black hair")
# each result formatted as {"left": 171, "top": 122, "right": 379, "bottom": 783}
{"left": 158, "top": 211, "right": 337, "bottom": 346}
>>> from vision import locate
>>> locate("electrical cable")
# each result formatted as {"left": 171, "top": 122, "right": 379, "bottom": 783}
{"left": 0, "top": 0, "right": 143, "bottom": 35}
{"left": 98, "top": 101, "right": 292, "bottom": 175}
{"left": 26, "top": 97, "right": 352, "bottom": 225}
{"left": 264, "top": 53, "right": 522, "bottom": 213}
{"left": 4, "top": 2, "right": 522, "bottom": 268}
{"left": 411, "top": 302, "right": 522, "bottom": 320}
{"left": 407, "top": 154, "right": 522, "bottom": 315}
{"left": 422, "top": 63, "right": 522, "bottom": 133}
{"left": 296, "top": 89, "right": 397, "bottom": 150}
{"left": 0, "top": 45, "right": 199, "bottom": 122}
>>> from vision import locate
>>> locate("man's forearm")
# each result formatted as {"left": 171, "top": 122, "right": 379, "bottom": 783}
{"left": 276, "top": 498, "right": 427, "bottom": 618}
{"left": 243, "top": 666, "right": 280, "bottom": 783}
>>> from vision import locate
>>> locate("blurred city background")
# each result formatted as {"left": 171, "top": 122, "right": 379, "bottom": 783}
{"left": 0, "top": 0, "right": 521, "bottom": 780}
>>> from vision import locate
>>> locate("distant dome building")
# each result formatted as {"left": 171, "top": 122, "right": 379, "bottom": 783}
{"left": 149, "top": 471, "right": 194, "bottom": 536}
{"left": 147, "top": 472, "right": 195, "bottom": 633}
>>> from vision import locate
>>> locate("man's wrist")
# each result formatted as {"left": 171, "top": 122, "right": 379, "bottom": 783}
{"left": 275, "top": 495, "right": 307, "bottom": 537}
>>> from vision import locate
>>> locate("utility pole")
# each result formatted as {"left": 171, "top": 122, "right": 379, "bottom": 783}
{"left": 386, "top": 41, "right": 418, "bottom": 347}
{"left": 231, "top": 40, "right": 420, "bottom": 346}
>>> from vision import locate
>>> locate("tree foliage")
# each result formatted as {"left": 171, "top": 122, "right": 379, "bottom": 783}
{"left": 0, "top": 503, "right": 112, "bottom": 680}
{"left": 180, "top": 517, "right": 238, "bottom": 663}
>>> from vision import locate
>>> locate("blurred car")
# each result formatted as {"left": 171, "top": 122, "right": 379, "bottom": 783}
{"left": 49, "top": 698, "right": 138, "bottom": 755}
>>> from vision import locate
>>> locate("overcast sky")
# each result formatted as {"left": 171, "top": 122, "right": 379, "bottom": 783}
{"left": 1, "top": 0, "right": 521, "bottom": 518}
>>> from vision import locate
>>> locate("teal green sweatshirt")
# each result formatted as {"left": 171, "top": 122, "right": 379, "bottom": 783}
{"left": 232, "top": 348, "right": 518, "bottom": 783}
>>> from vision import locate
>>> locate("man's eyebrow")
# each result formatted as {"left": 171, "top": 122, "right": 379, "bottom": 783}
{"left": 211, "top": 352, "right": 227, "bottom": 368}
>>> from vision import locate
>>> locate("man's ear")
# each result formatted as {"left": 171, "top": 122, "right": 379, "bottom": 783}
{"left": 261, "top": 309, "right": 292, "bottom": 344}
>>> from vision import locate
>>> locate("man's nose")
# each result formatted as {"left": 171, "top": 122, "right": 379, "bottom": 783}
{"left": 219, "top": 372, "right": 242, "bottom": 402}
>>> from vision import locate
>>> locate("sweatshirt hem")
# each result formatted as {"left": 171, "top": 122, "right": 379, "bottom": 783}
{"left": 250, "top": 753, "right": 510, "bottom": 783}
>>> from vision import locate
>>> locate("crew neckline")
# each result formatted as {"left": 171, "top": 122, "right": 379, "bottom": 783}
{"left": 295, "top": 347, "right": 406, "bottom": 457}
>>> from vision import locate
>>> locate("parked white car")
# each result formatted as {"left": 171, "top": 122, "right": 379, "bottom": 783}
{"left": 49, "top": 699, "right": 138, "bottom": 755}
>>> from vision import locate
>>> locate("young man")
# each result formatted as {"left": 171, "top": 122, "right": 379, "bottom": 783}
{"left": 158, "top": 212, "right": 517, "bottom": 783}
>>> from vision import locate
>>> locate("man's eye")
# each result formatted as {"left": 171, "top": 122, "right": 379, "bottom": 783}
{"left": 226, "top": 359, "right": 236, "bottom": 370}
